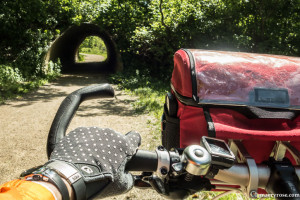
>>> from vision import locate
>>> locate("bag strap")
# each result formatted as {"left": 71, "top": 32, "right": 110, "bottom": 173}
{"left": 203, "top": 107, "right": 216, "bottom": 137}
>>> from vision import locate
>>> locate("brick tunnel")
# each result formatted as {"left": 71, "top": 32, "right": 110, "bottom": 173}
{"left": 46, "top": 23, "right": 123, "bottom": 73}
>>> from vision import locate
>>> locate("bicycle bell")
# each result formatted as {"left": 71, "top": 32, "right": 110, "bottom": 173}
{"left": 182, "top": 145, "right": 211, "bottom": 176}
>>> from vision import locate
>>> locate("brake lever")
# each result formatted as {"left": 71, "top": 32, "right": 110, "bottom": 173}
{"left": 133, "top": 176, "right": 152, "bottom": 188}
{"left": 148, "top": 175, "right": 168, "bottom": 195}
{"left": 133, "top": 172, "right": 153, "bottom": 188}
{"left": 133, "top": 173, "right": 169, "bottom": 196}
{"left": 142, "top": 172, "right": 214, "bottom": 199}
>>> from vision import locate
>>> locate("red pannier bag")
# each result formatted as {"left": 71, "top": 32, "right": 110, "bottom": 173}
{"left": 162, "top": 49, "right": 300, "bottom": 164}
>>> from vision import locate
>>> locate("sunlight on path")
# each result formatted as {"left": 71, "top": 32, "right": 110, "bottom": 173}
{"left": 0, "top": 73, "right": 161, "bottom": 200}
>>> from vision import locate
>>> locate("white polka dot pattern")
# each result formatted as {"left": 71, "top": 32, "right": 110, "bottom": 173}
{"left": 49, "top": 127, "right": 141, "bottom": 182}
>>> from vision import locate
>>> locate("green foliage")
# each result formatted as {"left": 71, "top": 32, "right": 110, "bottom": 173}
{"left": 127, "top": 0, "right": 300, "bottom": 77}
{"left": 109, "top": 69, "right": 168, "bottom": 117}
{"left": 0, "top": 0, "right": 65, "bottom": 72}
{"left": 78, "top": 36, "right": 107, "bottom": 58}
{"left": 45, "top": 60, "right": 62, "bottom": 79}
{"left": 0, "top": 61, "right": 61, "bottom": 103}
{"left": 1, "top": 0, "right": 299, "bottom": 100}
{"left": 0, "top": 65, "right": 24, "bottom": 88}
{"left": 0, "top": 0, "right": 66, "bottom": 100}
{"left": 77, "top": 53, "right": 85, "bottom": 62}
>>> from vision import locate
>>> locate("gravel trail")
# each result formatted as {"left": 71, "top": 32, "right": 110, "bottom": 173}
{"left": 0, "top": 73, "right": 164, "bottom": 199}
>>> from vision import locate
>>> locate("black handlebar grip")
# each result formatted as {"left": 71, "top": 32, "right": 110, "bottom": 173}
{"left": 47, "top": 84, "right": 115, "bottom": 158}
{"left": 126, "top": 150, "right": 158, "bottom": 172}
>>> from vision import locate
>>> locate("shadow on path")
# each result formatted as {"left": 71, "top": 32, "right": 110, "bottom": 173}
{"left": 0, "top": 72, "right": 160, "bottom": 193}
{"left": 4, "top": 72, "right": 139, "bottom": 118}
{"left": 6, "top": 73, "right": 108, "bottom": 107}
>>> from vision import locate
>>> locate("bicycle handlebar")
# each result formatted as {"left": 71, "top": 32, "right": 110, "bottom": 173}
{"left": 47, "top": 84, "right": 114, "bottom": 158}
{"left": 47, "top": 84, "right": 300, "bottom": 199}
{"left": 126, "top": 149, "right": 300, "bottom": 191}
{"left": 126, "top": 150, "right": 158, "bottom": 171}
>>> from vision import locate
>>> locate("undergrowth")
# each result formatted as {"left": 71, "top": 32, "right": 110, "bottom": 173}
{"left": 0, "top": 61, "right": 61, "bottom": 103}
{"left": 109, "top": 69, "right": 169, "bottom": 119}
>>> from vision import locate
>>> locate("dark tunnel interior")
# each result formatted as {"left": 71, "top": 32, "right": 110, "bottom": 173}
{"left": 46, "top": 23, "right": 123, "bottom": 73}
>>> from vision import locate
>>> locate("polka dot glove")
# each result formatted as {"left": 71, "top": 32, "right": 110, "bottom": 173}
{"left": 49, "top": 127, "right": 141, "bottom": 198}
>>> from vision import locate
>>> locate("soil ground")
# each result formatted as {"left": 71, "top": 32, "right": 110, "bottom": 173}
{"left": 0, "top": 58, "right": 165, "bottom": 199}
{"left": 81, "top": 53, "right": 106, "bottom": 62}
{"left": 77, "top": 53, "right": 106, "bottom": 63}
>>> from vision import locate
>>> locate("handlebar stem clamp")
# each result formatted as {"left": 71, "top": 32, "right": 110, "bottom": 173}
{"left": 155, "top": 146, "right": 170, "bottom": 178}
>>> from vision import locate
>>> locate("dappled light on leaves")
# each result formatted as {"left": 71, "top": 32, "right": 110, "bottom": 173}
{"left": 0, "top": 0, "right": 299, "bottom": 101}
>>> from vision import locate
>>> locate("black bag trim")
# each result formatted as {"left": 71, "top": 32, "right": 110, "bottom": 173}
{"left": 162, "top": 104, "right": 180, "bottom": 150}
{"left": 181, "top": 49, "right": 199, "bottom": 102}
{"left": 203, "top": 107, "right": 216, "bottom": 137}
{"left": 237, "top": 106, "right": 300, "bottom": 120}
{"left": 164, "top": 110, "right": 180, "bottom": 124}
{"left": 171, "top": 83, "right": 299, "bottom": 120}
{"left": 171, "top": 83, "right": 199, "bottom": 107}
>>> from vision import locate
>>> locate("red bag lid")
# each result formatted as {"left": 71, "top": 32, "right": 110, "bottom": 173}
{"left": 172, "top": 49, "right": 300, "bottom": 109}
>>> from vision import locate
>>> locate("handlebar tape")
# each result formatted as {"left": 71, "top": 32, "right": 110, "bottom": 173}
{"left": 126, "top": 150, "right": 158, "bottom": 172}
{"left": 47, "top": 84, "right": 115, "bottom": 158}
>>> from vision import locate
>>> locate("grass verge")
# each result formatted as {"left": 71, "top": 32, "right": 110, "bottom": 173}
{"left": 0, "top": 78, "right": 58, "bottom": 104}
{"left": 109, "top": 70, "right": 168, "bottom": 149}
{"left": 109, "top": 70, "right": 168, "bottom": 120}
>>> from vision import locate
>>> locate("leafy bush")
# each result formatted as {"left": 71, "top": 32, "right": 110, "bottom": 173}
{"left": 45, "top": 60, "right": 62, "bottom": 79}
{"left": 0, "top": 65, "right": 24, "bottom": 89}
{"left": 78, "top": 36, "right": 107, "bottom": 57}
{"left": 0, "top": 0, "right": 299, "bottom": 101}
{"left": 0, "top": 0, "right": 67, "bottom": 101}
{"left": 127, "top": 0, "right": 300, "bottom": 77}
{"left": 0, "top": 64, "right": 28, "bottom": 102}
{"left": 0, "top": 61, "right": 61, "bottom": 103}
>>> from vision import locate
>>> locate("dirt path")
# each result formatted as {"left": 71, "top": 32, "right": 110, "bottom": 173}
{"left": 81, "top": 53, "right": 106, "bottom": 62}
{"left": 0, "top": 73, "right": 164, "bottom": 199}
{"left": 77, "top": 53, "right": 106, "bottom": 63}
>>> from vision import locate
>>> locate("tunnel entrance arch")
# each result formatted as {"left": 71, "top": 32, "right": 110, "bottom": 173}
{"left": 46, "top": 23, "right": 123, "bottom": 73}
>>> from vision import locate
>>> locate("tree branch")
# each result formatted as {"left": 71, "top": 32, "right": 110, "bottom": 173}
{"left": 159, "top": 0, "right": 167, "bottom": 28}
